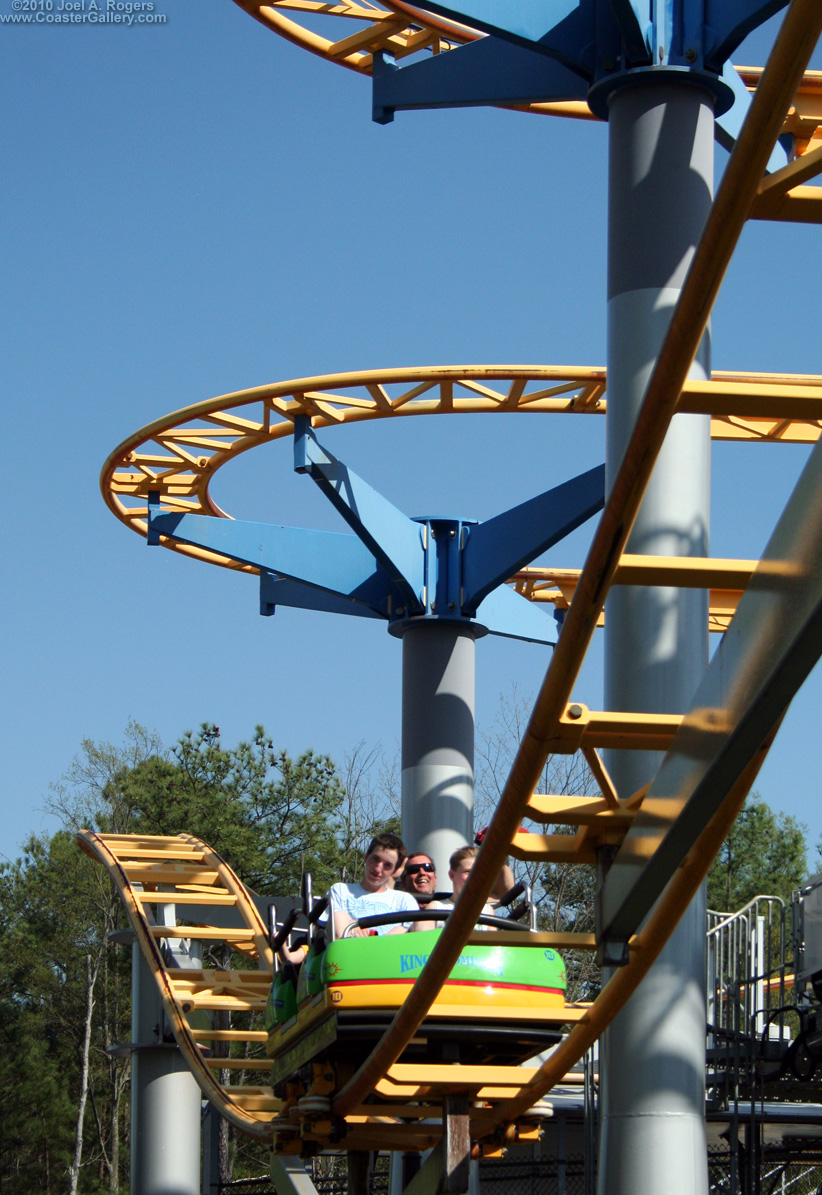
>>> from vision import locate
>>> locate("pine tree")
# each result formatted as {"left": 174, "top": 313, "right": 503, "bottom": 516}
{"left": 707, "top": 792, "right": 807, "bottom": 913}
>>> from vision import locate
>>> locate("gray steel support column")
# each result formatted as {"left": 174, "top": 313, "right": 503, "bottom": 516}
{"left": 598, "top": 77, "right": 712, "bottom": 1195}
{"left": 131, "top": 945, "right": 202, "bottom": 1195}
{"left": 201, "top": 1103, "right": 220, "bottom": 1195}
{"left": 401, "top": 622, "right": 475, "bottom": 880}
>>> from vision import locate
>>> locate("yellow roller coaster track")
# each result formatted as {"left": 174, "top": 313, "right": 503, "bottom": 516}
{"left": 320, "top": 0, "right": 822, "bottom": 1133}
{"left": 100, "top": 365, "right": 822, "bottom": 635}
{"left": 77, "top": 830, "right": 280, "bottom": 1139}
{"left": 76, "top": 769, "right": 764, "bottom": 1155}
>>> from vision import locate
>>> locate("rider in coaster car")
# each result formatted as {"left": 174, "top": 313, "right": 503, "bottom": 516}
{"left": 399, "top": 852, "right": 438, "bottom": 903}
{"left": 425, "top": 845, "right": 498, "bottom": 931}
{"left": 280, "top": 833, "right": 418, "bottom": 963}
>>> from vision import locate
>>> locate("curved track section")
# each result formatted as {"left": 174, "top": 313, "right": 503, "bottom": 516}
{"left": 77, "top": 800, "right": 769, "bottom": 1154}
{"left": 77, "top": 830, "right": 280, "bottom": 1140}
{"left": 100, "top": 364, "right": 822, "bottom": 577}
{"left": 230, "top": 0, "right": 474, "bottom": 71}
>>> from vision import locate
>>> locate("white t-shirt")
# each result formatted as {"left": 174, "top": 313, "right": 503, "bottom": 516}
{"left": 427, "top": 897, "right": 497, "bottom": 930}
{"left": 327, "top": 881, "right": 418, "bottom": 935}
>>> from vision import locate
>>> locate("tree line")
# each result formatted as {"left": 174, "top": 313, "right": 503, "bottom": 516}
{"left": 0, "top": 712, "right": 811, "bottom": 1191}
{"left": 0, "top": 721, "right": 388, "bottom": 1191}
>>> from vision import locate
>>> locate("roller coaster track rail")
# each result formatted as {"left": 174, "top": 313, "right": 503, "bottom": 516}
{"left": 78, "top": 829, "right": 280, "bottom": 1140}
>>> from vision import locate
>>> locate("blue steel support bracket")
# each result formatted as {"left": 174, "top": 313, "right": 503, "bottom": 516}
{"left": 373, "top": 52, "right": 397, "bottom": 125}
{"left": 259, "top": 572, "right": 385, "bottom": 619}
{"left": 413, "top": 0, "right": 788, "bottom": 71}
{"left": 372, "top": 37, "right": 588, "bottom": 124}
{"left": 293, "top": 416, "right": 425, "bottom": 614}
{"left": 147, "top": 484, "right": 574, "bottom": 642}
{"left": 147, "top": 509, "right": 400, "bottom": 618}
{"left": 147, "top": 490, "right": 162, "bottom": 546}
{"left": 607, "top": 0, "right": 652, "bottom": 64}
{"left": 424, "top": 518, "right": 469, "bottom": 616}
{"left": 461, "top": 464, "right": 605, "bottom": 613}
{"left": 474, "top": 584, "right": 556, "bottom": 646}
{"left": 380, "top": 0, "right": 791, "bottom": 149}
{"left": 703, "top": 0, "right": 789, "bottom": 73}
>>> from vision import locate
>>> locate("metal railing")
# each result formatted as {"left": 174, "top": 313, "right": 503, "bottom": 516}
{"left": 707, "top": 895, "right": 791, "bottom": 1109}
{"left": 706, "top": 897, "right": 793, "bottom": 1195}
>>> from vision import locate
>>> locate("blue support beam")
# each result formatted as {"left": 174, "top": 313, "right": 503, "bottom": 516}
{"left": 608, "top": 0, "right": 652, "bottom": 64}
{"left": 408, "top": 0, "right": 789, "bottom": 71}
{"left": 372, "top": 0, "right": 792, "bottom": 165}
{"left": 716, "top": 61, "right": 791, "bottom": 171}
{"left": 419, "top": 517, "right": 465, "bottom": 618}
{"left": 371, "top": 6, "right": 787, "bottom": 169}
{"left": 474, "top": 583, "right": 557, "bottom": 645}
{"left": 148, "top": 438, "right": 598, "bottom": 647}
{"left": 148, "top": 509, "right": 401, "bottom": 617}
{"left": 461, "top": 464, "right": 605, "bottom": 613}
{"left": 259, "top": 572, "right": 385, "bottom": 619}
{"left": 147, "top": 490, "right": 162, "bottom": 546}
{"left": 293, "top": 416, "right": 425, "bottom": 614}
{"left": 703, "top": 0, "right": 789, "bottom": 72}
{"left": 372, "top": 38, "right": 587, "bottom": 124}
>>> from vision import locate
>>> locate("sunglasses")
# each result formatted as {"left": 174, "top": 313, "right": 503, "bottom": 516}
{"left": 405, "top": 862, "right": 435, "bottom": 875}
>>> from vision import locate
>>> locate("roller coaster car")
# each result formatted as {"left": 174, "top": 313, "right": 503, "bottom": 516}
{"left": 265, "top": 895, "right": 568, "bottom": 1090}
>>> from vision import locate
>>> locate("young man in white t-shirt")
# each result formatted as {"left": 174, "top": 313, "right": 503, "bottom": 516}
{"left": 327, "top": 833, "right": 419, "bottom": 939}
{"left": 279, "top": 834, "right": 418, "bottom": 964}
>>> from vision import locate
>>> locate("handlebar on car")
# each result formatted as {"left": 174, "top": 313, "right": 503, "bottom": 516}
{"left": 339, "top": 908, "right": 531, "bottom": 937}
{"left": 495, "top": 880, "right": 527, "bottom": 909}
{"left": 506, "top": 900, "right": 529, "bottom": 922}
{"left": 306, "top": 894, "right": 329, "bottom": 926}
{"left": 270, "top": 905, "right": 300, "bottom": 953}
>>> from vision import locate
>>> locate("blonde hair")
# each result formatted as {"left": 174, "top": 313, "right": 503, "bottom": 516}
{"left": 449, "top": 845, "right": 478, "bottom": 870}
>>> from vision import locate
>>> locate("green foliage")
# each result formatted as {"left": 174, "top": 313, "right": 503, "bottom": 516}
{"left": 707, "top": 792, "right": 808, "bottom": 913}
{"left": 0, "top": 830, "right": 131, "bottom": 1192}
{"left": 0, "top": 720, "right": 351, "bottom": 1192}
{"left": 127, "top": 724, "right": 346, "bottom": 895}
{"left": 0, "top": 1001, "right": 76, "bottom": 1191}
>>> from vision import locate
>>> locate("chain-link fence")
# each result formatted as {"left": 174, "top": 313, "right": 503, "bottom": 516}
{"left": 221, "top": 1154, "right": 589, "bottom": 1195}
{"left": 708, "top": 1143, "right": 822, "bottom": 1194}
{"left": 479, "top": 1156, "right": 587, "bottom": 1195}
{"left": 221, "top": 1144, "right": 822, "bottom": 1195}
{"left": 219, "top": 1180, "right": 275, "bottom": 1195}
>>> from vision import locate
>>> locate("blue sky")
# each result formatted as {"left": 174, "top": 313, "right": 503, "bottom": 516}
{"left": 2, "top": 3, "right": 822, "bottom": 871}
